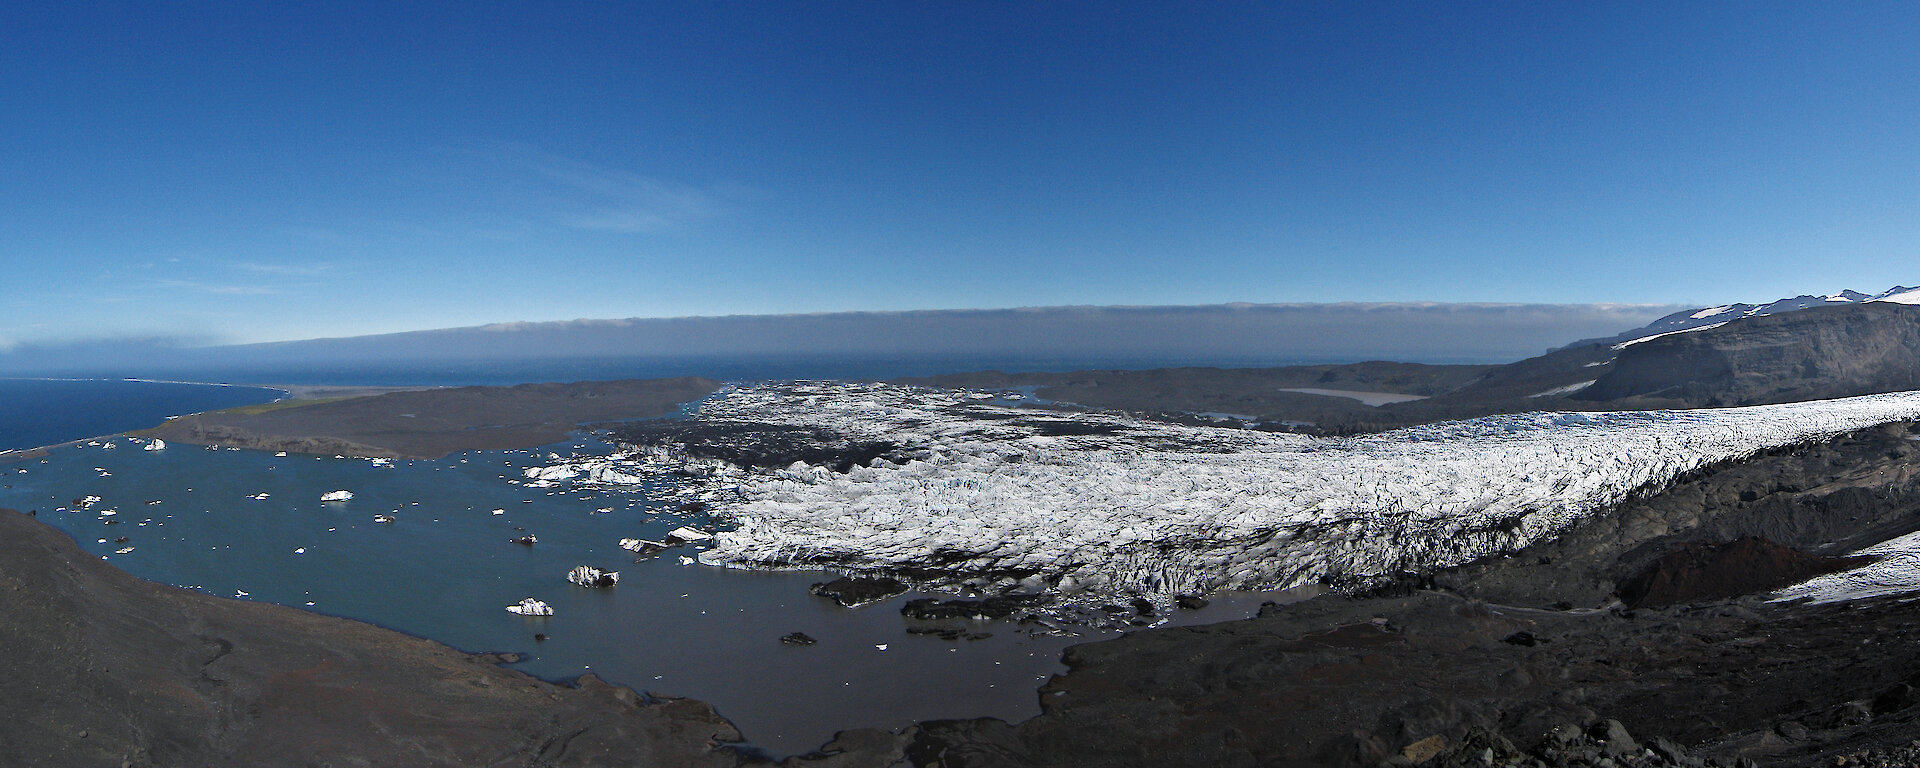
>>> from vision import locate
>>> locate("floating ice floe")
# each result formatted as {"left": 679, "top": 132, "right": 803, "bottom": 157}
{"left": 320, "top": 490, "right": 353, "bottom": 502}
{"left": 667, "top": 526, "right": 712, "bottom": 543}
{"left": 373, "top": 514, "right": 395, "bottom": 524}
{"left": 589, "top": 382, "right": 1920, "bottom": 599}
{"left": 248, "top": 492, "right": 270, "bottom": 500}
{"left": 274, "top": 451, "right": 288, "bottom": 457}
{"left": 619, "top": 537, "right": 672, "bottom": 554}
{"left": 143, "top": 439, "right": 165, "bottom": 451}
{"left": 528, "top": 460, "right": 647, "bottom": 485}
{"left": 506, "top": 598, "right": 553, "bottom": 616}
{"left": 567, "top": 565, "right": 620, "bottom": 588}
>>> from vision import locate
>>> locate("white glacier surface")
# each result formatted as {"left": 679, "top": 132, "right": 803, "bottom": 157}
{"left": 1772, "top": 531, "right": 1920, "bottom": 605}
{"left": 565, "top": 383, "right": 1920, "bottom": 599}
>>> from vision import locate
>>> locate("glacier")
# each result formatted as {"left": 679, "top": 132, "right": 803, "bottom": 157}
{"left": 545, "top": 383, "right": 1920, "bottom": 601}
{"left": 1773, "top": 531, "right": 1920, "bottom": 605}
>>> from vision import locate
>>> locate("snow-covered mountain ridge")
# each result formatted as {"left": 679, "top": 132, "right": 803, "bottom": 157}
{"left": 553, "top": 382, "right": 1920, "bottom": 602}
{"left": 1583, "top": 285, "right": 1918, "bottom": 349}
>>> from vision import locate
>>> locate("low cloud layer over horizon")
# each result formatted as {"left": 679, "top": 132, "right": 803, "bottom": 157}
{"left": 0, "top": 302, "right": 1685, "bottom": 381}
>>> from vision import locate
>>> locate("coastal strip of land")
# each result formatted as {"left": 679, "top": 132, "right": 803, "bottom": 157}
{"left": 138, "top": 376, "right": 723, "bottom": 459}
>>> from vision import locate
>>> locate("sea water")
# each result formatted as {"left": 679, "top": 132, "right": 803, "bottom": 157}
{"left": 0, "top": 378, "right": 282, "bottom": 452}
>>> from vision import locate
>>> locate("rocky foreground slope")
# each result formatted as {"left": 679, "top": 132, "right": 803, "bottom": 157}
{"left": 0, "top": 507, "right": 907, "bottom": 768}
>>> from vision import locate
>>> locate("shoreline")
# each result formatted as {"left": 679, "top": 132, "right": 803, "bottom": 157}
{"left": 0, "top": 378, "right": 290, "bottom": 456}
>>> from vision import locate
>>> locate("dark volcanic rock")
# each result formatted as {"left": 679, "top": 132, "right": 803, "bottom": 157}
{"left": 810, "top": 576, "right": 909, "bottom": 608}
{"left": 900, "top": 595, "right": 1050, "bottom": 621}
{"left": 611, "top": 420, "right": 912, "bottom": 473}
{"left": 1617, "top": 536, "right": 1870, "bottom": 608}
{"left": 904, "top": 589, "right": 1920, "bottom": 767}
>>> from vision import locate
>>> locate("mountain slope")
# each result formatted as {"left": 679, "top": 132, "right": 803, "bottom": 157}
{"left": 1568, "top": 286, "right": 1918, "bottom": 349}
{"left": 1578, "top": 301, "right": 1920, "bottom": 407}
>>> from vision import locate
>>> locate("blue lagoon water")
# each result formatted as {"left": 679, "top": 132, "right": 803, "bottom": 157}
{"left": 3, "top": 435, "right": 1110, "bottom": 752}
{"left": 0, "top": 376, "right": 1308, "bottom": 752}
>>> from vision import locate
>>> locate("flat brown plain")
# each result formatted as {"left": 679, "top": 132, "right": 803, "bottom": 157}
{"left": 141, "top": 377, "right": 723, "bottom": 459}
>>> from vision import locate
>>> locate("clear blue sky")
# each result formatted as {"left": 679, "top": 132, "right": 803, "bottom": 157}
{"left": 4, "top": 2, "right": 1916, "bottom": 346}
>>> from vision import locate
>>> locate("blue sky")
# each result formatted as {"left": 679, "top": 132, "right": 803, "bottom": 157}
{"left": 4, "top": 2, "right": 1917, "bottom": 347}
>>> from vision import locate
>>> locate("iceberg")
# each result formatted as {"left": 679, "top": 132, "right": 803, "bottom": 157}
{"left": 505, "top": 598, "right": 553, "bottom": 616}
{"left": 619, "top": 537, "right": 672, "bottom": 555}
{"left": 567, "top": 565, "right": 620, "bottom": 588}
{"left": 143, "top": 439, "right": 166, "bottom": 451}
{"left": 320, "top": 490, "right": 353, "bottom": 502}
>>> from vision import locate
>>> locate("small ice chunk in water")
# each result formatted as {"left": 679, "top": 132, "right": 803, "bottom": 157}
{"left": 567, "top": 565, "right": 619, "bottom": 587}
{"left": 506, "top": 598, "right": 553, "bottom": 616}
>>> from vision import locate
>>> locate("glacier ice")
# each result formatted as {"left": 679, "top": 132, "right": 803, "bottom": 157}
{"left": 1773, "top": 531, "right": 1920, "bottom": 604}
{"left": 558, "top": 382, "right": 1920, "bottom": 600}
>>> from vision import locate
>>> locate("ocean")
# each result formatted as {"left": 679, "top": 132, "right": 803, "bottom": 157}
{"left": 0, "top": 378, "right": 283, "bottom": 452}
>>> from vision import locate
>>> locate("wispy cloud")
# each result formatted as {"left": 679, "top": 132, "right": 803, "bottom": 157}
{"left": 156, "top": 278, "right": 280, "bottom": 296}
{"left": 498, "top": 144, "right": 720, "bottom": 234}
{"left": 232, "top": 261, "right": 329, "bottom": 277}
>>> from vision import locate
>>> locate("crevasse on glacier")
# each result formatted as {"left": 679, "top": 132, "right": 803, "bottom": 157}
{"left": 539, "top": 382, "right": 1920, "bottom": 599}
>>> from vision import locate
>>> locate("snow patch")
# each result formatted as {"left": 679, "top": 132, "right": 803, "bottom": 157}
{"left": 1690, "top": 305, "right": 1735, "bottom": 319}
{"left": 1529, "top": 380, "right": 1596, "bottom": 399}
{"left": 1612, "top": 322, "right": 1728, "bottom": 350}
{"left": 1772, "top": 531, "right": 1920, "bottom": 604}
{"left": 1871, "top": 286, "right": 1920, "bottom": 305}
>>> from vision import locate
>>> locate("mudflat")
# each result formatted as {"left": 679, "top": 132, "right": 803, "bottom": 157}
{"left": 140, "top": 377, "right": 722, "bottom": 459}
